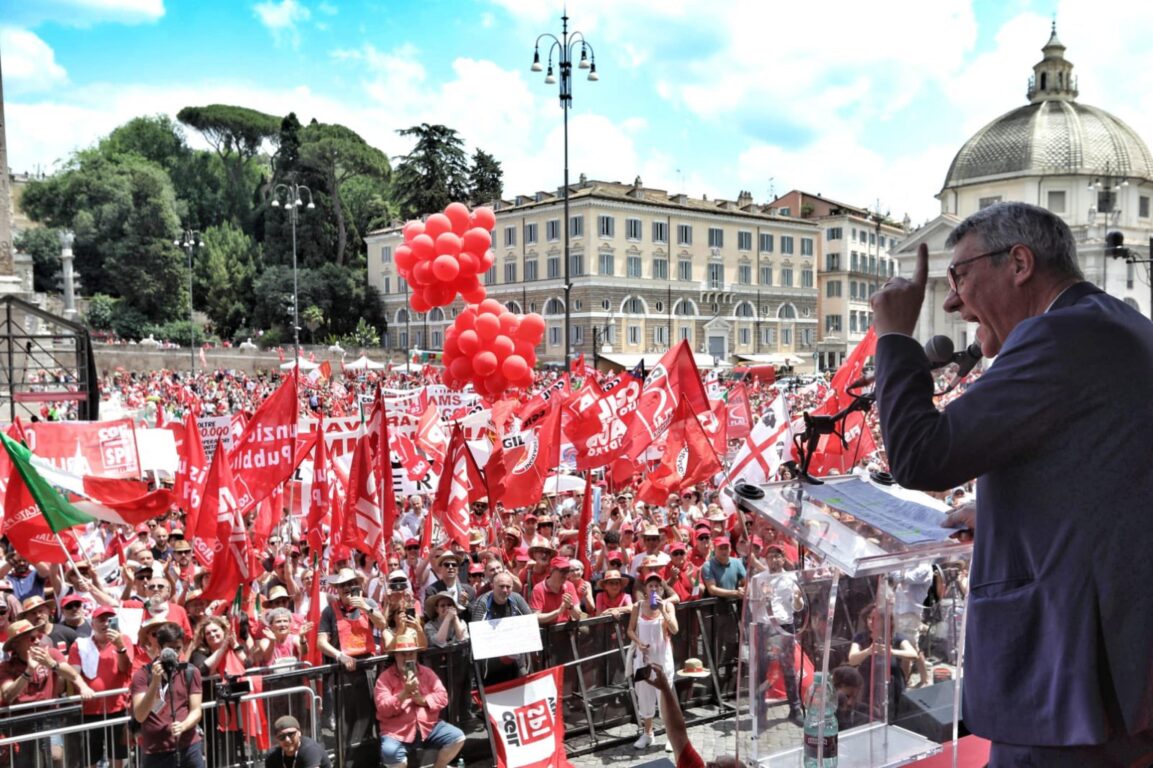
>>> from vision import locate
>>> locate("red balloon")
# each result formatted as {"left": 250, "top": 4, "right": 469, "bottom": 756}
{"left": 409, "top": 292, "right": 431, "bottom": 313}
{"left": 457, "top": 329, "right": 481, "bottom": 356}
{"left": 457, "top": 250, "right": 479, "bottom": 275}
{"left": 395, "top": 245, "right": 415, "bottom": 273}
{"left": 478, "top": 298, "right": 505, "bottom": 316}
{"left": 402, "top": 220, "right": 425, "bottom": 241}
{"left": 462, "top": 286, "right": 488, "bottom": 304}
{"left": 434, "top": 232, "right": 462, "bottom": 257}
{"left": 491, "top": 335, "right": 515, "bottom": 360}
{"left": 449, "top": 356, "right": 473, "bottom": 380}
{"left": 442, "top": 372, "right": 459, "bottom": 389}
{"left": 498, "top": 312, "right": 519, "bottom": 336}
{"left": 501, "top": 354, "right": 529, "bottom": 381}
{"left": 485, "top": 372, "right": 509, "bottom": 395}
{"left": 455, "top": 307, "right": 477, "bottom": 330}
{"left": 519, "top": 313, "right": 546, "bottom": 343}
{"left": 432, "top": 255, "right": 461, "bottom": 282}
{"left": 514, "top": 338, "right": 536, "bottom": 358}
{"left": 426, "top": 283, "right": 454, "bottom": 307}
{"left": 412, "top": 260, "right": 434, "bottom": 286}
{"left": 444, "top": 202, "right": 471, "bottom": 235}
{"left": 472, "top": 207, "right": 496, "bottom": 231}
{"left": 475, "top": 313, "right": 500, "bottom": 341}
{"left": 424, "top": 213, "right": 452, "bottom": 239}
{"left": 473, "top": 350, "right": 498, "bottom": 376}
{"left": 462, "top": 227, "right": 491, "bottom": 255}
{"left": 479, "top": 249, "right": 495, "bottom": 271}
{"left": 410, "top": 233, "right": 435, "bottom": 261}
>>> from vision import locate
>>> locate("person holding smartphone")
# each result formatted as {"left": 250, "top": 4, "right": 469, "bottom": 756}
{"left": 627, "top": 569, "right": 679, "bottom": 751}
{"left": 373, "top": 634, "right": 464, "bottom": 768}
{"left": 68, "top": 606, "right": 133, "bottom": 768}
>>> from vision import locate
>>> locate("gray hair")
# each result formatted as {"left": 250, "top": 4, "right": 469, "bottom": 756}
{"left": 264, "top": 607, "right": 292, "bottom": 625}
{"left": 945, "top": 201, "right": 1083, "bottom": 281}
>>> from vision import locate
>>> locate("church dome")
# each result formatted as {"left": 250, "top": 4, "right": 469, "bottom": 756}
{"left": 941, "top": 26, "right": 1153, "bottom": 190}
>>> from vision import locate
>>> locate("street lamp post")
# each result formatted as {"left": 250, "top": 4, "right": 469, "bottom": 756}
{"left": 532, "top": 13, "right": 599, "bottom": 368}
{"left": 174, "top": 230, "right": 202, "bottom": 373}
{"left": 270, "top": 183, "right": 315, "bottom": 368}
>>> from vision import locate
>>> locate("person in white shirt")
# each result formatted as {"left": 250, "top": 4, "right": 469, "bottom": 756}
{"left": 748, "top": 544, "right": 805, "bottom": 728}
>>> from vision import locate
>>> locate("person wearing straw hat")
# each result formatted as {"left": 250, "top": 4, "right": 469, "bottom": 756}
{"left": 373, "top": 633, "right": 465, "bottom": 768}
{"left": 593, "top": 570, "right": 632, "bottom": 619}
{"left": 421, "top": 551, "right": 474, "bottom": 617}
{"left": 628, "top": 525, "right": 671, "bottom": 578}
{"left": 627, "top": 566, "right": 680, "bottom": 751}
{"left": 422, "top": 591, "right": 469, "bottom": 648}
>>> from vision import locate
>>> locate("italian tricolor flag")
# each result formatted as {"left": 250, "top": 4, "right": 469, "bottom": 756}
{"left": 0, "top": 432, "right": 172, "bottom": 531}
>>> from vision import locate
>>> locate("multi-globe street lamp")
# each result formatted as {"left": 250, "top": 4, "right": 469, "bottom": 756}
{"left": 270, "top": 183, "right": 315, "bottom": 367}
{"left": 532, "top": 13, "right": 598, "bottom": 367}
{"left": 174, "top": 230, "right": 202, "bottom": 373}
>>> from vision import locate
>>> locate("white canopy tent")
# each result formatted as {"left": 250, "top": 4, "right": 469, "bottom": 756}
{"left": 344, "top": 354, "right": 386, "bottom": 371}
{"left": 279, "top": 357, "right": 319, "bottom": 371}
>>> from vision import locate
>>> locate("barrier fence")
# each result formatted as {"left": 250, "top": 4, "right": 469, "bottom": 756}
{"left": 0, "top": 597, "right": 744, "bottom": 767}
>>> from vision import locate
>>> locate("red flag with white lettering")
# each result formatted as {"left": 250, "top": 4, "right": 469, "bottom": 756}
{"left": 342, "top": 434, "right": 387, "bottom": 566}
{"left": 564, "top": 373, "right": 641, "bottom": 470}
{"left": 306, "top": 418, "right": 329, "bottom": 555}
{"left": 197, "top": 446, "right": 249, "bottom": 585}
{"left": 229, "top": 376, "right": 299, "bottom": 515}
{"left": 479, "top": 665, "right": 571, "bottom": 768}
{"left": 576, "top": 473, "right": 594, "bottom": 573}
{"left": 415, "top": 403, "right": 448, "bottom": 476}
{"left": 366, "top": 390, "right": 399, "bottom": 554}
{"left": 620, "top": 341, "right": 709, "bottom": 460}
{"left": 726, "top": 382, "right": 754, "bottom": 440}
{"left": 178, "top": 412, "right": 209, "bottom": 538}
{"left": 501, "top": 401, "right": 561, "bottom": 509}
{"left": 431, "top": 425, "right": 472, "bottom": 551}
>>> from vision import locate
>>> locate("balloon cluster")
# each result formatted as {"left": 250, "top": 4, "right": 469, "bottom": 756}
{"left": 395, "top": 202, "right": 496, "bottom": 312}
{"left": 443, "top": 299, "right": 546, "bottom": 398}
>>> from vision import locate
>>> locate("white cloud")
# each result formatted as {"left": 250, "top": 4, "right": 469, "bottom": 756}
{"left": 0, "top": 27, "right": 69, "bottom": 95}
{"left": 253, "top": 0, "right": 310, "bottom": 47}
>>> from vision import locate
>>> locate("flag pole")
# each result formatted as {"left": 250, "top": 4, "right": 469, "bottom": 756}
{"left": 53, "top": 532, "right": 85, "bottom": 576}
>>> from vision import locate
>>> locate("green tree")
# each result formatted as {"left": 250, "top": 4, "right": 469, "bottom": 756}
{"left": 341, "top": 175, "right": 396, "bottom": 244}
{"left": 301, "top": 304, "right": 325, "bottom": 342}
{"left": 85, "top": 293, "right": 114, "bottom": 331}
{"left": 391, "top": 124, "right": 470, "bottom": 219}
{"left": 468, "top": 148, "right": 503, "bottom": 206}
{"left": 298, "top": 122, "right": 391, "bottom": 266}
{"left": 199, "top": 222, "right": 262, "bottom": 340}
{"left": 14, "top": 227, "right": 61, "bottom": 293}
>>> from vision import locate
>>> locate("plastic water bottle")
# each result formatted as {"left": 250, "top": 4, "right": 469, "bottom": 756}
{"left": 803, "top": 672, "right": 838, "bottom": 768}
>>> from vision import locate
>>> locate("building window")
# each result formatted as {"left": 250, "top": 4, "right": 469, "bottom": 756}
{"left": 503, "top": 226, "right": 516, "bottom": 247}
{"left": 627, "top": 254, "right": 643, "bottom": 278}
{"left": 547, "top": 254, "right": 560, "bottom": 279}
{"left": 525, "top": 259, "right": 538, "bottom": 281}
{"left": 760, "top": 233, "right": 774, "bottom": 253}
{"left": 504, "top": 262, "right": 517, "bottom": 283}
{"left": 652, "top": 221, "right": 668, "bottom": 244}
{"left": 781, "top": 328, "right": 792, "bottom": 345}
{"left": 826, "top": 315, "right": 842, "bottom": 333}
{"left": 626, "top": 218, "right": 643, "bottom": 241}
{"left": 781, "top": 267, "right": 794, "bottom": 287}
{"left": 760, "top": 264, "right": 773, "bottom": 286}
{"left": 678, "top": 259, "right": 693, "bottom": 281}
{"left": 546, "top": 219, "right": 560, "bottom": 241}
{"left": 735, "top": 302, "right": 755, "bottom": 318}
{"left": 781, "top": 236, "right": 795, "bottom": 254}
{"left": 654, "top": 326, "right": 668, "bottom": 346}
{"left": 850, "top": 312, "right": 858, "bottom": 333}
{"left": 524, "top": 222, "right": 538, "bottom": 245}
{"left": 738, "top": 231, "right": 752, "bottom": 251}
{"left": 851, "top": 252, "right": 859, "bottom": 271}
{"left": 432, "top": 330, "right": 442, "bottom": 348}
{"left": 677, "top": 224, "right": 693, "bottom": 246}
{"left": 548, "top": 326, "right": 561, "bottom": 346}
{"left": 801, "top": 267, "right": 814, "bottom": 288}
{"left": 598, "top": 215, "right": 615, "bottom": 237}
{"left": 708, "top": 227, "right": 724, "bottom": 248}
{"left": 398, "top": 331, "right": 408, "bottom": 349}
{"left": 827, "top": 281, "right": 842, "bottom": 298}
{"left": 571, "top": 326, "right": 584, "bottom": 345}
{"left": 398, "top": 276, "right": 409, "bottom": 294}
{"left": 623, "top": 296, "right": 645, "bottom": 314}
{"left": 738, "top": 264, "right": 752, "bottom": 284}
{"left": 827, "top": 227, "right": 842, "bottom": 240}
{"left": 979, "top": 196, "right": 1002, "bottom": 209}
{"left": 879, "top": 235, "right": 886, "bottom": 249}
{"left": 762, "top": 327, "right": 775, "bottom": 346}
{"left": 707, "top": 263, "right": 724, "bottom": 289}
{"left": 570, "top": 251, "right": 585, "bottom": 276}
{"left": 739, "top": 328, "right": 751, "bottom": 345}
{"left": 680, "top": 326, "right": 692, "bottom": 341}
{"left": 599, "top": 252, "right": 615, "bottom": 276}
{"left": 628, "top": 325, "right": 641, "bottom": 345}
{"left": 1141, "top": 196, "right": 1151, "bottom": 218}
{"left": 802, "top": 328, "right": 814, "bottom": 347}
{"left": 570, "top": 215, "right": 584, "bottom": 238}
{"left": 382, "top": 276, "right": 391, "bottom": 294}
{"left": 869, "top": 232, "right": 876, "bottom": 246}
{"left": 801, "top": 238, "right": 814, "bottom": 256}
{"left": 826, "top": 252, "right": 840, "bottom": 271}
{"left": 653, "top": 257, "right": 668, "bottom": 280}
{"left": 381, "top": 246, "right": 392, "bottom": 263}
{"left": 778, "top": 207, "right": 791, "bottom": 217}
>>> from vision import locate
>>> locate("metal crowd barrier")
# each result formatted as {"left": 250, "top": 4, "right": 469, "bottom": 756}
{"left": 0, "top": 597, "right": 745, "bottom": 767}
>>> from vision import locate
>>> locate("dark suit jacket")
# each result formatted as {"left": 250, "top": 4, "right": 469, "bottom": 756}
{"left": 875, "top": 282, "right": 1153, "bottom": 746}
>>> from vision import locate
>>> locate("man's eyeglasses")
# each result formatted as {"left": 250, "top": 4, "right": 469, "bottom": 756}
{"left": 276, "top": 730, "right": 299, "bottom": 741}
{"left": 405, "top": 545, "right": 420, "bottom": 551}
{"left": 65, "top": 603, "right": 84, "bottom": 610}
{"left": 146, "top": 584, "right": 168, "bottom": 592}
{"left": 947, "top": 247, "right": 1009, "bottom": 293}
{"left": 442, "top": 562, "right": 458, "bottom": 570}
{"left": 388, "top": 582, "right": 409, "bottom": 591}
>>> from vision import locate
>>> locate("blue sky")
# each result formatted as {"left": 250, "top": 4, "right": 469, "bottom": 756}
{"left": 5, "top": 0, "right": 1153, "bottom": 226}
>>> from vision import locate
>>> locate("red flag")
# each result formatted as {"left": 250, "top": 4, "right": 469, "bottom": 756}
{"left": 726, "top": 382, "right": 754, "bottom": 440}
{"left": 229, "top": 376, "right": 299, "bottom": 515}
{"left": 306, "top": 419, "right": 329, "bottom": 555}
{"left": 177, "top": 413, "right": 209, "bottom": 536}
{"left": 366, "top": 390, "right": 399, "bottom": 552}
{"left": 571, "top": 353, "right": 587, "bottom": 377}
{"left": 816, "top": 326, "right": 877, "bottom": 415}
{"left": 0, "top": 439, "right": 76, "bottom": 564}
{"left": 304, "top": 555, "right": 324, "bottom": 666}
{"left": 342, "top": 434, "right": 387, "bottom": 566}
{"left": 806, "top": 410, "right": 878, "bottom": 477}
{"left": 484, "top": 435, "right": 507, "bottom": 504}
{"left": 415, "top": 403, "right": 448, "bottom": 475}
{"left": 518, "top": 375, "right": 569, "bottom": 430}
{"left": 501, "top": 401, "right": 561, "bottom": 509}
{"left": 620, "top": 341, "right": 709, "bottom": 460}
{"left": 155, "top": 404, "right": 166, "bottom": 429}
{"left": 564, "top": 373, "right": 641, "bottom": 470}
{"left": 576, "top": 473, "right": 594, "bottom": 573}
{"left": 199, "top": 449, "right": 250, "bottom": 596}
{"left": 660, "top": 396, "right": 723, "bottom": 491}
{"left": 431, "top": 425, "right": 472, "bottom": 551}
{"left": 701, "top": 399, "right": 729, "bottom": 456}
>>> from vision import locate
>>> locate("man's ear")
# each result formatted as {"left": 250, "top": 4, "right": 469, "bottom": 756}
{"left": 1010, "top": 244, "right": 1037, "bottom": 286}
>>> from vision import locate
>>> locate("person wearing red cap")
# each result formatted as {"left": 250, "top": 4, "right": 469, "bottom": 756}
{"left": 688, "top": 526, "right": 713, "bottom": 570}
{"left": 68, "top": 606, "right": 134, "bottom": 768}
{"left": 529, "top": 557, "right": 581, "bottom": 625}
{"left": 702, "top": 536, "right": 746, "bottom": 599}
{"left": 664, "top": 543, "right": 699, "bottom": 603}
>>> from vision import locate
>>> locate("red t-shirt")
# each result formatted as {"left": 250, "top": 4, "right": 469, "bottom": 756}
{"left": 529, "top": 580, "right": 580, "bottom": 624}
{"left": 68, "top": 637, "right": 134, "bottom": 715}
{"left": 0, "top": 647, "right": 67, "bottom": 704}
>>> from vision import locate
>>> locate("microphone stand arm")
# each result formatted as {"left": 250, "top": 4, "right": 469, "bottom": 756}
{"left": 788, "top": 391, "right": 875, "bottom": 485}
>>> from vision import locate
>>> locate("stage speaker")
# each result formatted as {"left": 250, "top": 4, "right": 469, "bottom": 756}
{"left": 895, "top": 680, "right": 970, "bottom": 743}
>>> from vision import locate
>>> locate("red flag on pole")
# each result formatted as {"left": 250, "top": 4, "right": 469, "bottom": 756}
{"left": 199, "top": 451, "right": 251, "bottom": 599}
{"left": 576, "top": 473, "right": 594, "bottom": 573}
{"left": 306, "top": 418, "right": 329, "bottom": 555}
{"left": 342, "top": 434, "right": 388, "bottom": 566}
{"left": 620, "top": 340, "right": 709, "bottom": 461}
{"left": 501, "top": 401, "right": 561, "bottom": 509}
{"left": 229, "top": 376, "right": 299, "bottom": 515}
{"left": 431, "top": 425, "right": 473, "bottom": 552}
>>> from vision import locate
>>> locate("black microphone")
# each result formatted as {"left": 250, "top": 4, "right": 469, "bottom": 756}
{"left": 952, "top": 342, "right": 983, "bottom": 380}
{"left": 924, "top": 335, "right": 955, "bottom": 368}
{"left": 159, "top": 647, "right": 179, "bottom": 681}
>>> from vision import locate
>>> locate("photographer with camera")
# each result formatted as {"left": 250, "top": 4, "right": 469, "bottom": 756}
{"left": 131, "top": 622, "right": 203, "bottom": 768}
{"left": 373, "top": 633, "right": 464, "bottom": 768}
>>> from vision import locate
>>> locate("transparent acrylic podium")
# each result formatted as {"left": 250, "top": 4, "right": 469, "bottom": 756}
{"left": 729, "top": 475, "right": 973, "bottom": 768}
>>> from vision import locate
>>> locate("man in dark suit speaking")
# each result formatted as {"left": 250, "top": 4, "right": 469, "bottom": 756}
{"left": 870, "top": 202, "right": 1153, "bottom": 767}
